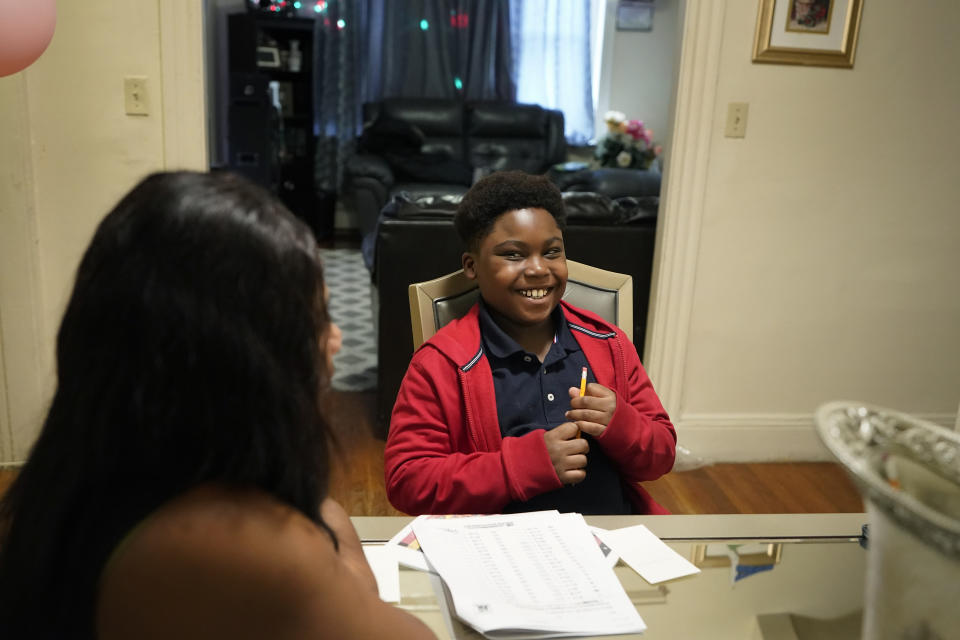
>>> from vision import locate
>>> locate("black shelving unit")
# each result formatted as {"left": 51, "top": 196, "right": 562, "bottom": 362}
{"left": 226, "top": 13, "right": 321, "bottom": 235}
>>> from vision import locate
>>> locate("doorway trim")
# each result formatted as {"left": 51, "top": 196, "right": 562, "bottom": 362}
{"left": 644, "top": 0, "right": 726, "bottom": 416}
{"left": 159, "top": 0, "right": 208, "bottom": 170}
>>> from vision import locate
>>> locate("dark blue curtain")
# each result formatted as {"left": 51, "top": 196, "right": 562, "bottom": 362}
{"left": 313, "top": 1, "right": 370, "bottom": 193}
{"left": 510, "top": 0, "right": 593, "bottom": 144}
{"left": 313, "top": 0, "right": 516, "bottom": 193}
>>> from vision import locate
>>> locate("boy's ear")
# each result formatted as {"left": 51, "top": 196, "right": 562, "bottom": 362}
{"left": 462, "top": 252, "right": 477, "bottom": 280}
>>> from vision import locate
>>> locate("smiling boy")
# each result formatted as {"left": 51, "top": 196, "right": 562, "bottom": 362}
{"left": 384, "top": 171, "right": 676, "bottom": 515}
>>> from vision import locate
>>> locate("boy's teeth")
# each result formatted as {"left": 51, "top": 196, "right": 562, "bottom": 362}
{"left": 522, "top": 288, "right": 548, "bottom": 299}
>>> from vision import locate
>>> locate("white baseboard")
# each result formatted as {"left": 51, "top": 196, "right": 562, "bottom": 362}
{"left": 675, "top": 412, "right": 958, "bottom": 463}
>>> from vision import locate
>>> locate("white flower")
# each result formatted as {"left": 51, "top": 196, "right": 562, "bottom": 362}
{"left": 604, "top": 110, "right": 626, "bottom": 125}
{"left": 616, "top": 151, "right": 632, "bottom": 167}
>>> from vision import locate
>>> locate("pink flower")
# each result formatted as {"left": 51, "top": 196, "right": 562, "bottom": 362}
{"left": 624, "top": 119, "right": 645, "bottom": 141}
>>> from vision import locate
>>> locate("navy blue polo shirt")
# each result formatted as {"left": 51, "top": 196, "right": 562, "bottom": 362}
{"left": 478, "top": 299, "right": 632, "bottom": 514}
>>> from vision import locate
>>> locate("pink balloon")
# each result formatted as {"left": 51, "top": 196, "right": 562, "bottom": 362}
{"left": 0, "top": 0, "right": 57, "bottom": 77}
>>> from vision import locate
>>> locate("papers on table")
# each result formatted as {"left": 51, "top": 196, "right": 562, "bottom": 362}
{"left": 386, "top": 514, "right": 480, "bottom": 572}
{"left": 593, "top": 524, "right": 700, "bottom": 584}
{"left": 411, "top": 510, "right": 647, "bottom": 639}
{"left": 379, "top": 512, "right": 701, "bottom": 637}
{"left": 385, "top": 515, "right": 620, "bottom": 572}
{"left": 362, "top": 545, "right": 401, "bottom": 602}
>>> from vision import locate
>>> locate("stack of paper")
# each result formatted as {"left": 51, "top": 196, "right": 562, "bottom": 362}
{"left": 411, "top": 510, "right": 646, "bottom": 639}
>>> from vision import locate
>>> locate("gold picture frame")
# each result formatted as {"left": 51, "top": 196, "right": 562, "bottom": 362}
{"left": 752, "top": 0, "right": 863, "bottom": 68}
{"left": 691, "top": 543, "right": 783, "bottom": 568}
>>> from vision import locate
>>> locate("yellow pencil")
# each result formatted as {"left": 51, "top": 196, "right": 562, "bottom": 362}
{"left": 576, "top": 366, "right": 587, "bottom": 438}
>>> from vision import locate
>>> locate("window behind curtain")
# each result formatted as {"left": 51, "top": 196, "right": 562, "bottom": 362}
{"left": 510, "top": 0, "right": 594, "bottom": 144}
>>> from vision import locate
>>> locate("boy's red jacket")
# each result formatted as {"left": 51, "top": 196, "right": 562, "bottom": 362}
{"left": 384, "top": 301, "right": 677, "bottom": 515}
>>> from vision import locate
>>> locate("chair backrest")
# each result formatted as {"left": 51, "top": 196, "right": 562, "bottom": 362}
{"left": 408, "top": 260, "right": 633, "bottom": 350}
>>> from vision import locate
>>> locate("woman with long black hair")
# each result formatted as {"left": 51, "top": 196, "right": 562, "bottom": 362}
{"left": 0, "top": 171, "right": 433, "bottom": 639}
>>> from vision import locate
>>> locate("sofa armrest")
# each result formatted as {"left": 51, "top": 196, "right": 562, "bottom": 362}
{"left": 344, "top": 152, "right": 395, "bottom": 187}
{"left": 555, "top": 167, "right": 661, "bottom": 200}
{"left": 545, "top": 109, "right": 567, "bottom": 166}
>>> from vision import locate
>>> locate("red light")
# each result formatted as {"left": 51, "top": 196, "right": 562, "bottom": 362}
{"left": 449, "top": 13, "right": 469, "bottom": 29}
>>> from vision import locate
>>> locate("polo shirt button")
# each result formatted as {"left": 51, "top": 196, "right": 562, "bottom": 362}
{"left": 547, "top": 393, "right": 555, "bottom": 401}
{"left": 523, "top": 355, "right": 532, "bottom": 362}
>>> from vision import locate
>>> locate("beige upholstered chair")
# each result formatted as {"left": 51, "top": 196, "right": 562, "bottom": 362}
{"left": 408, "top": 260, "right": 633, "bottom": 350}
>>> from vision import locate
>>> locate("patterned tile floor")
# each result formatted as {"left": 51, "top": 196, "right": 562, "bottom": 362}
{"left": 319, "top": 248, "right": 377, "bottom": 392}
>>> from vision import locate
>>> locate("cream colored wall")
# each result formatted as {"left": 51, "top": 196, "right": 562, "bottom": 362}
{"left": 0, "top": 0, "right": 206, "bottom": 463}
{"left": 648, "top": 1, "right": 960, "bottom": 460}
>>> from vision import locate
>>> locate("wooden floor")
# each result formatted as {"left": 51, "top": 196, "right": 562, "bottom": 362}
{"left": 321, "top": 390, "right": 863, "bottom": 516}
{"left": 0, "top": 390, "right": 864, "bottom": 515}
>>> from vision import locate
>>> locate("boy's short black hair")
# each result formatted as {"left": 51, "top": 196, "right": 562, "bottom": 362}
{"left": 454, "top": 170, "right": 566, "bottom": 251}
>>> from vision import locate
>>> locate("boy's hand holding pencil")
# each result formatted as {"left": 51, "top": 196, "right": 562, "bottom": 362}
{"left": 566, "top": 367, "right": 617, "bottom": 439}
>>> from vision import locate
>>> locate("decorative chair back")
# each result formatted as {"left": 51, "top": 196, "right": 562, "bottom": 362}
{"left": 408, "top": 259, "right": 633, "bottom": 350}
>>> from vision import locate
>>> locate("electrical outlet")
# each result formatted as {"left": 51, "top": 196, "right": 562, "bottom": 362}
{"left": 124, "top": 76, "right": 149, "bottom": 116}
{"left": 725, "top": 102, "right": 748, "bottom": 138}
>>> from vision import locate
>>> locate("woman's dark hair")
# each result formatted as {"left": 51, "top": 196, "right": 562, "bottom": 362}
{"left": 0, "top": 171, "right": 334, "bottom": 637}
{"left": 454, "top": 170, "right": 566, "bottom": 251}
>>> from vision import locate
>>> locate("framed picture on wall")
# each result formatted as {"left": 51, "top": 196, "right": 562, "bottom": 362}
{"left": 752, "top": 0, "right": 863, "bottom": 68}
{"left": 616, "top": 0, "right": 654, "bottom": 32}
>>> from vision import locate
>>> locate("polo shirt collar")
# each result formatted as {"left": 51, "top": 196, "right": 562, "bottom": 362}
{"left": 477, "top": 298, "right": 581, "bottom": 359}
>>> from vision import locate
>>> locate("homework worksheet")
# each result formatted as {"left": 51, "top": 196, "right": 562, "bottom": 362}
{"left": 412, "top": 511, "right": 646, "bottom": 639}
{"left": 387, "top": 514, "right": 620, "bottom": 571}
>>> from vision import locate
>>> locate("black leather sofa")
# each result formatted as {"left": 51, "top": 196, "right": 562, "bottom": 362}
{"left": 342, "top": 98, "right": 567, "bottom": 252}
{"left": 370, "top": 192, "right": 658, "bottom": 437}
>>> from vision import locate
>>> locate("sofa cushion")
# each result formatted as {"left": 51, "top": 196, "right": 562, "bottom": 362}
{"left": 370, "top": 98, "right": 465, "bottom": 161}
{"left": 359, "top": 116, "right": 425, "bottom": 154}
{"left": 467, "top": 140, "right": 552, "bottom": 174}
{"left": 358, "top": 103, "right": 471, "bottom": 186}
{"left": 344, "top": 153, "right": 395, "bottom": 186}
{"left": 563, "top": 192, "right": 625, "bottom": 225}
{"left": 466, "top": 102, "right": 547, "bottom": 137}
{"left": 389, "top": 184, "right": 469, "bottom": 206}
{"left": 387, "top": 153, "right": 472, "bottom": 186}
{"left": 617, "top": 196, "right": 660, "bottom": 223}
{"left": 466, "top": 102, "right": 553, "bottom": 173}
{"left": 555, "top": 167, "right": 661, "bottom": 199}
{"left": 371, "top": 98, "right": 463, "bottom": 134}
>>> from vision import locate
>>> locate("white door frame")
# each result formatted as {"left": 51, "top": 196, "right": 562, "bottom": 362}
{"left": 644, "top": 0, "right": 726, "bottom": 417}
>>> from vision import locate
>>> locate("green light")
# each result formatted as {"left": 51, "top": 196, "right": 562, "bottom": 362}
{"left": 293, "top": 1, "right": 301, "bottom": 7}
{"left": 420, "top": 19, "right": 429, "bottom": 31}
{"left": 337, "top": 18, "right": 346, "bottom": 29}
{"left": 454, "top": 77, "right": 463, "bottom": 90}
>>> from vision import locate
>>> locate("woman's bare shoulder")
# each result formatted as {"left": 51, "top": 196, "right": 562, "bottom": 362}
{"left": 120, "top": 485, "right": 337, "bottom": 568}
{"left": 98, "top": 486, "right": 435, "bottom": 640}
